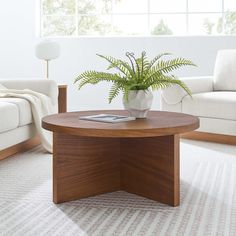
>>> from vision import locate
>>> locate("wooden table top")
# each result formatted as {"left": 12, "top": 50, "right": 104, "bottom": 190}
{"left": 42, "top": 110, "right": 199, "bottom": 138}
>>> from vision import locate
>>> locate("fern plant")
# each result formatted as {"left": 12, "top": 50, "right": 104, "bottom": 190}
{"left": 74, "top": 51, "right": 195, "bottom": 103}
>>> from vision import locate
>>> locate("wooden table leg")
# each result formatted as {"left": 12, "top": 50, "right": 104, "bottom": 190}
{"left": 120, "top": 135, "right": 180, "bottom": 206}
{"left": 58, "top": 85, "right": 67, "bottom": 113}
{"left": 53, "top": 133, "right": 180, "bottom": 206}
{"left": 53, "top": 133, "right": 120, "bottom": 203}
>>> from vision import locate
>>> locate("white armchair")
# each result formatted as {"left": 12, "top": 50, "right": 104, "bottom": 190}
{"left": 161, "top": 50, "right": 236, "bottom": 144}
{"left": 0, "top": 79, "right": 58, "bottom": 159}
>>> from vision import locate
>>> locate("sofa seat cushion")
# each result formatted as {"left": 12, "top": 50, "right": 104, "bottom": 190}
{"left": 0, "top": 98, "right": 33, "bottom": 127}
{"left": 182, "top": 91, "right": 236, "bottom": 120}
{"left": 0, "top": 102, "right": 19, "bottom": 133}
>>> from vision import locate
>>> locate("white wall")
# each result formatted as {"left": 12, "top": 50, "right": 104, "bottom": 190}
{"left": 1, "top": 1, "right": 236, "bottom": 111}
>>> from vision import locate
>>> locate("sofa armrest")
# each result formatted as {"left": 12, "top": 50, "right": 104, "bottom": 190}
{"left": 161, "top": 76, "right": 214, "bottom": 105}
{"left": 0, "top": 79, "right": 58, "bottom": 105}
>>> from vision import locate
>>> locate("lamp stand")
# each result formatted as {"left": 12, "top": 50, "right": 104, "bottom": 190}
{"left": 45, "top": 59, "right": 50, "bottom": 79}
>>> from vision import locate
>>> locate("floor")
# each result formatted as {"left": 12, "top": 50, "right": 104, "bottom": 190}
{"left": 0, "top": 139, "right": 236, "bottom": 236}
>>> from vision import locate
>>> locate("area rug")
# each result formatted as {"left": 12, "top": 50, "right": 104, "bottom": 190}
{"left": 0, "top": 140, "right": 236, "bottom": 236}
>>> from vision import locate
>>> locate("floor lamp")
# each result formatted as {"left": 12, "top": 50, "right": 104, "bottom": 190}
{"left": 35, "top": 40, "right": 60, "bottom": 79}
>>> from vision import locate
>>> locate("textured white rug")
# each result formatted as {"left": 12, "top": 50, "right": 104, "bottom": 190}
{"left": 0, "top": 140, "right": 236, "bottom": 236}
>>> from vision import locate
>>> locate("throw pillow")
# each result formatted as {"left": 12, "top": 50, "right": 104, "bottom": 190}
{"left": 214, "top": 49, "right": 236, "bottom": 91}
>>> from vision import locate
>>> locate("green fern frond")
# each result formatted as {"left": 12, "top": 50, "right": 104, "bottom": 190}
{"left": 150, "top": 52, "right": 172, "bottom": 66}
{"left": 158, "top": 58, "right": 195, "bottom": 73}
{"left": 78, "top": 77, "right": 101, "bottom": 89}
{"left": 74, "top": 51, "right": 196, "bottom": 104}
{"left": 75, "top": 71, "right": 126, "bottom": 89}
{"left": 140, "top": 51, "right": 150, "bottom": 77}
{"left": 147, "top": 58, "right": 196, "bottom": 80}
{"left": 128, "top": 83, "right": 149, "bottom": 91}
{"left": 129, "top": 53, "right": 141, "bottom": 81}
{"left": 149, "top": 75, "right": 192, "bottom": 96}
{"left": 123, "top": 85, "right": 130, "bottom": 102}
{"left": 108, "top": 83, "right": 122, "bottom": 103}
{"left": 143, "top": 52, "right": 171, "bottom": 76}
{"left": 125, "top": 52, "right": 137, "bottom": 77}
{"left": 97, "top": 54, "right": 135, "bottom": 78}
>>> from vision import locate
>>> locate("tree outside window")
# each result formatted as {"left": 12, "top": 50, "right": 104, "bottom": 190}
{"left": 41, "top": 0, "right": 236, "bottom": 36}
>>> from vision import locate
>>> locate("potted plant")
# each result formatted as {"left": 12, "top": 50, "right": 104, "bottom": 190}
{"left": 74, "top": 51, "right": 195, "bottom": 118}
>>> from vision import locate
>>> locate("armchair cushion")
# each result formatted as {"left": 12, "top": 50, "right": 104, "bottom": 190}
{"left": 214, "top": 49, "right": 236, "bottom": 91}
{"left": 161, "top": 76, "right": 213, "bottom": 105}
{"left": 182, "top": 91, "right": 236, "bottom": 120}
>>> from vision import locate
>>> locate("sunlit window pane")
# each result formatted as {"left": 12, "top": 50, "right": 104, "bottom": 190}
{"left": 113, "top": 0, "right": 148, "bottom": 14}
{"left": 41, "top": 0, "right": 236, "bottom": 36}
{"left": 78, "top": 15, "right": 112, "bottom": 35}
{"left": 78, "top": 0, "right": 112, "bottom": 14}
{"left": 150, "top": 0, "right": 186, "bottom": 13}
{"left": 224, "top": 0, "right": 236, "bottom": 11}
{"left": 150, "top": 15, "right": 186, "bottom": 35}
{"left": 223, "top": 11, "right": 236, "bottom": 34}
{"left": 42, "top": 0, "right": 76, "bottom": 15}
{"left": 188, "top": 14, "right": 222, "bottom": 35}
{"left": 188, "top": 0, "right": 222, "bottom": 12}
{"left": 112, "top": 15, "right": 148, "bottom": 35}
{"left": 42, "top": 15, "right": 76, "bottom": 36}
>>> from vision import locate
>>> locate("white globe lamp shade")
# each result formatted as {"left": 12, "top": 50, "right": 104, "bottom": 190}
{"left": 35, "top": 40, "right": 60, "bottom": 60}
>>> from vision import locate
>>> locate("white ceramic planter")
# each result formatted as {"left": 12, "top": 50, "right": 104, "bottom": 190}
{"left": 123, "top": 89, "right": 153, "bottom": 118}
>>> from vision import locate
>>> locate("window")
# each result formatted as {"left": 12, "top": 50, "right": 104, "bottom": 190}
{"left": 41, "top": 0, "right": 236, "bottom": 36}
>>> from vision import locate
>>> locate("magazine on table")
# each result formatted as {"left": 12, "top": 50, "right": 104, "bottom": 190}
{"left": 79, "top": 114, "right": 136, "bottom": 123}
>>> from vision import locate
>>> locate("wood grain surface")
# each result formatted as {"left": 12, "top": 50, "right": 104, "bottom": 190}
{"left": 0, "top": 136, "right": 40, "bottom": 160}
{"left": 43, "top": 110, "right": 199, "bottom": 206}
{"left": 42, "top": 110, "right": 199, "bottom": 138}
{"left": 53, "top": 133, "right": 120, "bottom": 203}
{"left": 121, "top": 135, "right": 180, "bottom": 206}
{"left": 181, "top": 131, "right": 236, "bottom": 145}
{"left": 58, "top": 85, "right": 67, "bottom": 113}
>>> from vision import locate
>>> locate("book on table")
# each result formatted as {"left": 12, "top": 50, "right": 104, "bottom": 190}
{"left": 79, "top": 114, "right": 136, "bottom": 123}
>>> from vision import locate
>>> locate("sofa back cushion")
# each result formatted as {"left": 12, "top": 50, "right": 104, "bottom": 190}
{"left": 213, "top": 49, "right": 236, "bottom": 91}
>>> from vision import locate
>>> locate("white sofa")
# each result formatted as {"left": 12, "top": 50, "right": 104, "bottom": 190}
{"left": 161, "top": 50, "right": 236, "bottom": 143}
{"left": 0, "top": 79, "right": 58, "bottom": 155}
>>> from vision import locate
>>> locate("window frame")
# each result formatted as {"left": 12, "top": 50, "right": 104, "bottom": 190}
{"left": 40, "top": 0, "right": 236, "bottom": 37}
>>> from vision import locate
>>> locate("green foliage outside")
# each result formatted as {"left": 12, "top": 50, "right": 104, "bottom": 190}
{"left": 42, "top": 1, "right": 236, "bottom": 36}
{"left": 77, "top": 0, "right": 120, "bottom": 35}
{"left": 42, "top": 0, "right": 121, "bottom": 36}
{"left": 74, "top": 52, "right": 195, "bottom": 103}
{"left": 203, "top": 19, "right": 215, "bottom": 35}
{"left": 151, "top": 20, "right": 173, "bottom": 35}
{"left": 42, "top": 0, "right": 76, "bottom": 15}
{"left": 42, "top": 0, "right": 174, "bottom": 36}
{"left": 42, "top": 0, "right": 115, "bottom": 36}
{"left": 204, "top": 11, "right": 236, "bottom": 35}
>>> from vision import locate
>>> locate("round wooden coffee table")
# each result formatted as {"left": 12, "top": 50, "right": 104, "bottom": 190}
{"left": 42, "top": 110, "right": 199, "bottom": 206}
